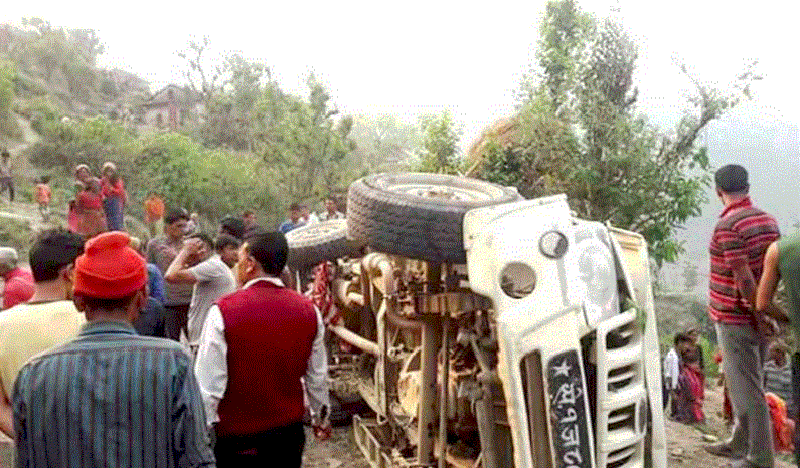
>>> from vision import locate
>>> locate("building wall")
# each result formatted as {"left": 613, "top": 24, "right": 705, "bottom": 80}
{"left": 141, "top": 103, "right": 202, "bottom": 128}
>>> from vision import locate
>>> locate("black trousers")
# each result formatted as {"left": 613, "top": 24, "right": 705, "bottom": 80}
{"left": 214, "top": 422, "right": 305, "bottom": 467}
{"left": 164, "top": 304, "right": 189, "bottom": 341}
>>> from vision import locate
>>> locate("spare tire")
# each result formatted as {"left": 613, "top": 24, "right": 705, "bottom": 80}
{"left": 347, "top": 173, "right": 521, "bottom": 263}
{"left": 286, "top": 219, "right": 362, "bottom": 267}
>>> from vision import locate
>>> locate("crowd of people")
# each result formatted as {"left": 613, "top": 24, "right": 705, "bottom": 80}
{"left": 0, "top": 161, "right": 353, "bottom": 467}
{"left": 4, "top": 157, "right": 800, "bottom": 468}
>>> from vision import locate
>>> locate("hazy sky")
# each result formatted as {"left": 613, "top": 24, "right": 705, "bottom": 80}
{"left": 3, "top": 0, "right": 799, "bottom": 146}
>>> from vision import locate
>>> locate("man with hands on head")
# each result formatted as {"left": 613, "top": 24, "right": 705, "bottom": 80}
{"left": 164, "top": 233, "right": 236, "bottom": 353}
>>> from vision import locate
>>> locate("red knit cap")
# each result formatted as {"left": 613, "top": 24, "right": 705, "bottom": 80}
{"left": 74, "top": 231, "right": 147, "bottom": 299}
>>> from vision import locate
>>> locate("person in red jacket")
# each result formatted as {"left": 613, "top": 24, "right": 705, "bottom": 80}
{"left": 194, "top": 230, "right": 330, "bottom": 467}
{"left": 0, "top": 247, "right": 33, "bottom": 309}
{"left": 76, "top": 178, "right": 107, "bottom": 239}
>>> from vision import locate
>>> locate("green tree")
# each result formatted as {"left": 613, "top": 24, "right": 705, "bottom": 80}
{"left": 349, "top": 114, "right": 423, "bottom": 174}
{"left": 416, "top": 109, "right": 463, "bottom": 174}
{"left": 252, "top": 74, "right": 354, "bottom": 203}
{"left": 473, "top": 0, "right": 757, "bottom": 265}
{"left": 0, "top": 59, "right": 19, "bottom": 138}
{"left": 177, "top": 36, "right": 223, "bottom": 111}
{"left": 7, "top": 18, "right": 102, "bottom": 103}
{"left": 177, "top": 39, "right": 269, "bottom": 150}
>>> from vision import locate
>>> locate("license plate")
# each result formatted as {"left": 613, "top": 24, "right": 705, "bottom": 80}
{"left": 547, "top": 350, "right": 592, "bottom": 468}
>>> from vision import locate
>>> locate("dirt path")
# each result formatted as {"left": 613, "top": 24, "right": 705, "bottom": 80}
{"left": 667, "top": 385, "right": 793, "bottom": 468}
{"left": 302, "top": 426, "right": 369, "bottom": 468}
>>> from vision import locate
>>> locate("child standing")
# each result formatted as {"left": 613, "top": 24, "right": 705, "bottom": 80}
{"left": 35, "top": 175, "right": 52, "bottom": 222}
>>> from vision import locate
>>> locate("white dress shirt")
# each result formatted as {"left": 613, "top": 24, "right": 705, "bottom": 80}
{"left": 194, "top": 276, "right": 330, "bottom": 426}
{"left": 663, "top": 347, "right": 680, "bottom": 390}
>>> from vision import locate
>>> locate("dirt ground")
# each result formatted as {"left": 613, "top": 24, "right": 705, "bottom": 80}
{"left": 666, "top": 384, "right": 794, "bottom": 468}
{"left": 302, "top": 425, "right": 369, "bottom": 468}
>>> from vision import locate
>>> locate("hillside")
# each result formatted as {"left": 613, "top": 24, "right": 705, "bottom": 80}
{"left": 0, "top": 19, "right": 150, "bottom": 144}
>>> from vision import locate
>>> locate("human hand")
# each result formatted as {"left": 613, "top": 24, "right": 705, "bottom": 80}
{"left": 158, "top": 243, "right": 177, "bottom": 256}
{"left": 182, "top": 238, "right": 203, "bottom": 254}
{"left": 313, "top": 420, "right": 332, "bottom": 441}
{"left": 755, "top": 314, "right": 779, "bottom": 339}
{"left": 764, "top": 303, "right": 790, "bottom": 324}
{"left": 312, "top": 405, "right": 332, "bottom": 441}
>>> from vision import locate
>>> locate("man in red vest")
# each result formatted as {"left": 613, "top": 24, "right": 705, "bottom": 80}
{"left": 194, "top": 230, "right": 330, "bottom": 466}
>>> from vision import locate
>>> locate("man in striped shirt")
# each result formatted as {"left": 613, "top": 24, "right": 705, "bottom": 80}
{"left": 13, "top": 231, "right": 215, "bottom": 468}
{"left": 704, "top": 164, "right": 780, "bottom": 468}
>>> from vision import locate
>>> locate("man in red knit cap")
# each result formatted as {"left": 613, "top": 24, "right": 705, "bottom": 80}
{"left": 195, "top": 230, "right": 329, "bottom": 466}
{"left": 13, "top": 231, "right": 215, "bottom": 467}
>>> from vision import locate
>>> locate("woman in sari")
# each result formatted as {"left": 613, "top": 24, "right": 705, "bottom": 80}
{"left": 76, "top": 178, "right": 107, "bottom": 238}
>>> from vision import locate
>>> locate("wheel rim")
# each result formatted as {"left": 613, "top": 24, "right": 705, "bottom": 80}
{"left": 287, "top": 219, "right": 347, "bottom": 244}
{"left": 371, "top": 174, "right": 508, "bottom": 203}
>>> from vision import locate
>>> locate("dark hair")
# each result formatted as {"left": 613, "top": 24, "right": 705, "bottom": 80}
{"left": 165, "top": 208, "right": 189, "bottom": 225}
{"left": 215, "top": 233, "right": 241, "bottom": 252}
{"left": 40, "top": 175, "right": 51, "bottom": 184}
{"left": 82, "top": 291, "right": 138, "bottom": 313}
{"left": 29, "top": 229, "right": 85, "bottom": 282}
{"left": 715, "top": 164, "right": 749, "bottom": 194}
{"left": 242, "top": 209, "right": 254, "bottom": 217}
{"left": 220, "top": 215, "right": 245, "bottom": 240}
{"left": 289, "top": 203, "right": 301, "bottom": 211}
{"left": 245, "top": 231, "right": 287, "bottom": 276}
{"left": 186, "top": 232, "right": 213, "bottom": 249}
{"left": 674, "top": 332, "right": 692, "bottom": 347}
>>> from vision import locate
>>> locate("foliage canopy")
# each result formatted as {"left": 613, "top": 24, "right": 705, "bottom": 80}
{"left": 472, "top": 0, "right": 756, "bottom": 265}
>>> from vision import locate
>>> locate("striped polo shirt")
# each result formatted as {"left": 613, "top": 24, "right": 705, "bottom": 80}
{"left": 708, "top": 197, "right": 780, "bottom": 324}
{"left": 13, "top": 321, "right": 215, "bottom": 468}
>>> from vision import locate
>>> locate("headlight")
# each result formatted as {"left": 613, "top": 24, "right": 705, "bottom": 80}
{"left": 571, "top": 237, "right": 618, "bottom": 326}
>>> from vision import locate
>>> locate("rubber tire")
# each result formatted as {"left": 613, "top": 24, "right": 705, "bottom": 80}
{"left": 347, "top": 173, "right": 521, "bottom": 264}
{"left": 286, "top": 219, "right": 361, "bottom": 267}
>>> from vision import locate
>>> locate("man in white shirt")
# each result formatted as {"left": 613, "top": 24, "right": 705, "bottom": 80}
{"left": 663, "top": 335, "right": 681, "bottom": 417}
{"left": 164, "top": 233, "right": 236, "bottom": 350}
{"left": 194, "top": 230, "right": 329, "bottom": 467}
{"left": 301, "top": 204, "right": 320, "bottom": 226}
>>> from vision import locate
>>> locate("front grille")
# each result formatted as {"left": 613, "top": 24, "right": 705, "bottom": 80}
{"left": 607, "top": 444, "right": 639, "bottom": 468}
{"left": 608, "top": 364, "right": 638, "bottom": 391}
{"left": 595, "top": 309, "right": 647, "bottom": 468}
{"left": 607, "top": 405, "right": 635, "bottom": 432}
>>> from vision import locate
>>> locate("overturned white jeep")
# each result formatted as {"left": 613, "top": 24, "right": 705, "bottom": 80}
{"left": 286, "top": 173, "right": 666, "bottom": 468}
